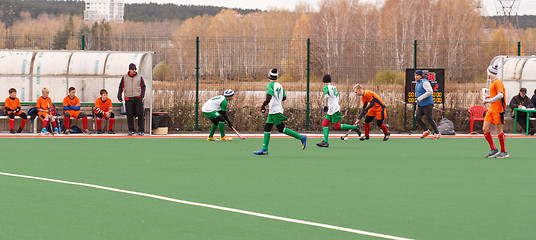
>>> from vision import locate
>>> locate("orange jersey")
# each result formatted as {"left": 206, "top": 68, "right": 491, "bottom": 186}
{"left": 63, "top": 96, "right": 80, "bottom": 109}
{"left": 361, "top": 90, "right": 386, "bottom": 111}
{"left": 4, "top": 97, "right": 21, "bottom": 113}
{"left": 95, "top": 98, "right": 113, "bottom": 114}
{"left": 488, "top": 78, "right": 506, "bottom": 114}
{"left": 36, "top": 96, "right": 53, "bottom": 111}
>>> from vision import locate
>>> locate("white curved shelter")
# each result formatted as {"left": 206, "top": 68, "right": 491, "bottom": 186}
{"left": 490, "top": 56, "right": 536, "bottom": 100}
{"left": 0, "top": 50, "right": 154, "bottom": 133}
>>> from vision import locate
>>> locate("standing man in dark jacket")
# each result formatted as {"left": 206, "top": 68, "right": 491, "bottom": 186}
{"left": 415, "top": 70, "right": 440, "bottom": 139}
{"left": 118, "top": 63, "right": 146, "bottom": 136}
{"left": 509, "top": 87, "right": 535, "bottom": 135}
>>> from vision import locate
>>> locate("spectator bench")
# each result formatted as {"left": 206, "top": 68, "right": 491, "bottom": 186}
{"left": 1, "top": 102, "right": 126, "bottom": 133}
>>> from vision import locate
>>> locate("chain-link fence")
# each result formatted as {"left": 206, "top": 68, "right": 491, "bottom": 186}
{"left": 2, "top": 34, "right": 531, "bottom": 132}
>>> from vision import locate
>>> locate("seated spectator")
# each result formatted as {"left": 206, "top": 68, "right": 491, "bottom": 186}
{"left": 510, "top": 87, "right": 535, "bottom": 135}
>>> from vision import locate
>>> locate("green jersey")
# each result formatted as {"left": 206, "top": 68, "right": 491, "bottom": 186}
{"left": 266, "top": 81, "right": 285, "bottom": 114}
{"left": 323, "top": 83, "right": 340, "bottom": 115}
{"left": 202, "top": 95, "right": 228, "bottom": 112}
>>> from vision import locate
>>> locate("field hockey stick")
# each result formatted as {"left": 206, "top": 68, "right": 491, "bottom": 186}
{"left": 231, "top": 126, "right": 245, "bottom": 140}
{"left": 481, "top": 88, "right": 489, "bottom": 107}
{"left": 340, "top": 119, "right": 361, "bottom": 140}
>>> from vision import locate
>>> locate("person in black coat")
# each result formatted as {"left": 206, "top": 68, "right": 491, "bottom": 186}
{"left": 510, "top": 88, "right": 535, "bottom": 135}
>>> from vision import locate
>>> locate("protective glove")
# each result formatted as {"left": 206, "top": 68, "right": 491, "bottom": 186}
{"left": 322, "top": 106, "right": 328, "bottom": 112}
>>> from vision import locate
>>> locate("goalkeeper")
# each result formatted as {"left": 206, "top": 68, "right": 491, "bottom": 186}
{"left": 316, "top": 74, "right": 360, "bottom": 147}
{"left": 202, "top": 89, "right": 235, "bottom": 141}
{"left": 4, "top": 88, "right": 28, "bottom": 134}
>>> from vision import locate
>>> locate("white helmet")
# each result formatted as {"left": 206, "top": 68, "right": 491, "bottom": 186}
{"left": 224, "top": 89, "right": 235, "bottom": 97}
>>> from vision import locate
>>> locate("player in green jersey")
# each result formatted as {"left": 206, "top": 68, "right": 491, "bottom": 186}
{"left": 316, "top": 74, "right": 360, "bottom": 147}
{"left": 202, "top": 89, "right": 235, "bottom": 141}
{"left": 253, "top": 68, "right": 307, "bottom": 155}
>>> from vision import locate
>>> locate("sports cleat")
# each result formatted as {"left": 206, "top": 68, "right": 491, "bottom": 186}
{"left": 9, "top": 129, "right": 15, "bottom": 134}
{"left": 420, "top": 130, "right": 431, "bottom": 139}
{"left": 108, "top": 130, "right": 115, "bottom": 134}
{"left": 220, "top": 136, "right": 232, "bottom": 141}
{"left": 83, "top": 129, "right": 90, "bottom": 134}
{"left": 301, "top": 135, "right": 307, "bottom": 150}
{"left": 431, "top": 133, "right": 442, "bottom": 139}
{"left": 253, "top": 149, "right": 268, "bottom": 155}
{"left": 316, "top": 141, "right": 329, "bottom": 147}
{"left": 128, "top": 131, "right": 134, "bottom": 136}
{"left": 97, "top": 129, "right": 103, "bottom": 134}
{"left": 355, "top": 126, "right": 362, "bottom": 137}
{"left": 64, "top": 129, "right": 70, "bottom": 135}
{"left": 138, "top": 132, "right": 145, "bottom": 136}
{"left": 485, "top": 149, "right": 499, "bottom": 158}
{"left": 207, "top": 137, "right": 218, "bottom": 141}
{"left": 41, "top": 128, "right": 50, "bottom": 134}
{"left": 17, "top": 128, "right": 23, "bottom": 133}
{"left": 359, "top": 135, "right": 370, "bottom": 141}
{"left": 495, "top": 152, "right": 509, "bottom": 158}
{"left": 53, "top": 128, "right": 60, "bottom": 134}
{"left": 383, "top": 133, "right": 390, "bottom": 141}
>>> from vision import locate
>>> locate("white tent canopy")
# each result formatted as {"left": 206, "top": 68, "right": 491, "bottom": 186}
{"left": 490, "top": 56, "right": 536, "bottom": 100}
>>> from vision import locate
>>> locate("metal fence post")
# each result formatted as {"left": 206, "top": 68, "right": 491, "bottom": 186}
{"left": 306, "top": 38, "right": 310, "bottom": 131}
{"left": 195, "top": 37, "right": 200, "bottom": 131}
{"left": 413, "top": 40, "right": 417, "bottom": 132}
{"left": 518, "top": 42, "right": 521, "bottom": 56}
{"left": 81, "top": 35, "right": 85, "bottom": 50}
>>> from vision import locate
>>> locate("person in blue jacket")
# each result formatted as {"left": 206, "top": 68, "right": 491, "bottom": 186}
{"left": 415, "top": 70, "right": 440, "bottom": 139}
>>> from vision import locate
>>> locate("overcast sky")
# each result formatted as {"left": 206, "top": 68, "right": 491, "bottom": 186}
{"left": 125, "top": 0, "right": 535, "bottom": 16}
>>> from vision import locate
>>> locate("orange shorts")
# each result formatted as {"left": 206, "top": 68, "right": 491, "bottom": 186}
{"left": 38, "top": 112, "right": 51, "bottom": 121}
{"left": 7, "top": 111, "right": 24, "bottom": 116}
{"left": 64, "top": 110, "right": 82, "bottom": 119}
{"left": 484, "top": 112, "right": 504, "bottom": 125}
{"left": 366, "top": 109, "right": 386, "bottom": 120}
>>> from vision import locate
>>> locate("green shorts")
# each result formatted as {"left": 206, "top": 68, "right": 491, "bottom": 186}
{"left": 203, "top": 111, "right": 220, "bottom": 120}
{"left": 266, "top": 113, "right": 288, "bottom": 125}
{"left": 325, "top": 111, "right": 343, "bottom": 124}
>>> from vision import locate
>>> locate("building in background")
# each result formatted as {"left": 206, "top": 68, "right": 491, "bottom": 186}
{"left": 84, "top": 0, "right": 124, "bottom": 23}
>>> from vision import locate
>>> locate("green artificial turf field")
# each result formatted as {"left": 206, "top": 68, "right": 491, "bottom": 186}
{"left": 1, "top": 137, "right": 535, "bottom": 240}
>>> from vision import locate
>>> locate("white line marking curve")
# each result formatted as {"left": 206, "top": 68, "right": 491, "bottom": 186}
{"left": 0, "top": 171, "right": 414, "bottom": 240}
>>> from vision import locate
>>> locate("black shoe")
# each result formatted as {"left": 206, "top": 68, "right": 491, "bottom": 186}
{"left": 9, "top": 129, "right": 15, "bottom": 134}
{"left": 359, "top": 135, "right": 370, "bottom": 141}
{"left": 383, "top": 133, "right": 390, "bottom": 141}
{"left": 16, "top": 128, "right": 23, "bottom": 133}
{"left": 316, "top": 141, "right": 329, "bottom": 147}
{"left": 108, "top": 130, "right": 115, "bottom": 134}
{"left": 355, "top": 126, "right": 362, "bottom": 137}
{"left": 97, "top": 129, "right": 103, "bottom": 134}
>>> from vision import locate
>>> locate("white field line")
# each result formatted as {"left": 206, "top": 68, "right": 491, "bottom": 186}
{"left": 0, "top": 171, "right": 414, "bottom": 240}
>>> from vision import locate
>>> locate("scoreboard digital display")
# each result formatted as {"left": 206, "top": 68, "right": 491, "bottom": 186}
{"left": 405, "top": 69, "right": 445, "bottom": 104}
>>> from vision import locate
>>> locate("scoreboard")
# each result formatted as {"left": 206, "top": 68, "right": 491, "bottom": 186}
{"left": 405, "top": 69, "right": 445, "bottom": 104}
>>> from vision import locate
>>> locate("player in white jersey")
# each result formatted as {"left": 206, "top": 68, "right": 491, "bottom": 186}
{"left": 316, "top": 74, "right": 360, "bottom": 147}
{"left": 253, "top": 68, "right": 307, "bottom": 155}
{"left": 202, "top": 89, "right": 235, "bottom": 141}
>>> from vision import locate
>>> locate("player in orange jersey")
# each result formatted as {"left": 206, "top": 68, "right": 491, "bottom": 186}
{"left": 36, "top": 88, "right": 59, "bottom": 134}
{"left": 94, "top": 89, "right": 115, "bottom": 134}
{"left": 482, "top": 65, "right": 508, "bottom": 158}
{"left": 4, "top": 88, "right": 28, "bottom": 134}
{"left": 63, "top": 87, "right": 89, "bottom": 134}
{"left": 353, "top": 84, "right": 390, "bottom": 141}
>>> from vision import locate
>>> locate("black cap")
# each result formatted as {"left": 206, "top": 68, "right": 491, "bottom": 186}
{"left": 129, "top": 63, "right": 137, "bottom": 70}
{"left": 322, "top": 74, "right": 331, "bottom": 83}
{"left": 520, "top": 87, "right": 527, "bottom": 93}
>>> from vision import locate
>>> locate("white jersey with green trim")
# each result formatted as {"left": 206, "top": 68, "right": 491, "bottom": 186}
{"left": 202, "top": 95, "right": 228, "bottom": 112}
{"left": 266, "top": 81, "right": 285, "bottom": 114}
{"left": 323, "top": 83, "right": 340, "bottom": 115}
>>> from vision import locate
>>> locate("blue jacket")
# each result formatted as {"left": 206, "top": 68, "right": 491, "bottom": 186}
{"left": 416, "top": 79, "right": 434, "bottom": 107}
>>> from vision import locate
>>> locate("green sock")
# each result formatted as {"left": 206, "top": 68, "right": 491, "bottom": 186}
{"left": 219, "top": 122, "right": 225, "bottom": 137}
{"left": 262, "top": 132, "right": 271, "bottom": 150}
{"left": 323, "top": 127, "right": 329, "bottom": 142}
{"left": 340, "top": 124, "right": 357, "bottom": 131}
{"left": 283, "top": 128, "right": 303, "bottom": 140}
{"left": 209, "top": 124, "right": 217, "bottom": 138}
